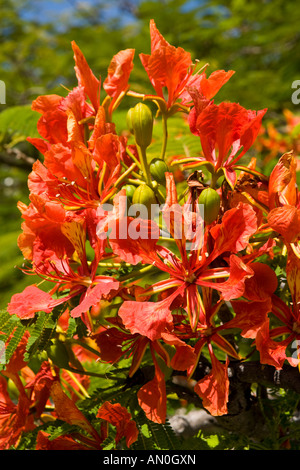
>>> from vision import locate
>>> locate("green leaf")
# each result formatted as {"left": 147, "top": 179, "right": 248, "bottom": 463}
{"left": 24, "top": 306, "right": 65, "bottom": 362}
{"left": 0, "top": 105, "right": 40, "bottom": 140}
{"left": 2, "top": 322, "right": 27, "bottom": 368}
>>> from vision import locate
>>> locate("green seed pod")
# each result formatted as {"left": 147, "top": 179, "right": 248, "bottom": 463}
{"left": 198, "top": 187, "right": 221, "bottom": 224}
{"left": 131, "top": 103, "right": 153, "bottom": 149}
{"left": 123, "top": 184, "right": 137, "bottom": 202}
{"left": 47, "top": 339, "right": 70, "bottom": 369}
{"left": 132, "top": 183, "right": 157, "bottom": 219}
{"left": 149, "top": 158, "right": 168, "bottom": 184}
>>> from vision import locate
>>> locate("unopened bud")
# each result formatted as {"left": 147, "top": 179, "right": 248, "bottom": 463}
{"left": 124, "top": 184, "right": 136, "bottom": 202}
{"left": 198, "top": 187, "right": 221, "bottom": 224}
{"left": 131, "top": 102, "right": 153, "bottom": 149}
{"left": 149, "top": 157, "right": 168, "bottom": 185}
{"left": 132, "top": 183, "right": 157, "bottom": 219}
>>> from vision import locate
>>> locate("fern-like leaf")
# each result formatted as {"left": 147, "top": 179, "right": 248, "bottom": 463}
{"left": 3, "top": 322, "right": 27, "bottom": 366}
{"left": 24, "top": 304, "right": 67, "bottom": 363}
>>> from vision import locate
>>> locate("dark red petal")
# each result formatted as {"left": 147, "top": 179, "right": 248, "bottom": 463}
{"left": 194, "top": 353, "right": 229, "bottom": 416}
{"left": 137, "top": 357, "right": 167, "bottom": 424}
{"left": 96, "top": 401, "right": 139, "bottom": 447}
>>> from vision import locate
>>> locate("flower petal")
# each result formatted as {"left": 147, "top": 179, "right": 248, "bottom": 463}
{"left": 210, "top": 202, "right": 257, "bottom": 257}
{"left": 70, "top": 278, "right": 119, "bottom": 318}
{"left": 229, "top": 298, "right": 272, "bottom": 338}
{"left": 108, "top": 217, "right": 160, "bottom": 266}
{"left": 268, "top": 151, "right": 297, "bottom": 209}
{"left": 36, "top": 431, "right": 88, "bottom": 450}
{"left": 72, "top": 41, "right": 100, "bottom": 111}
{"left": 242, "top": 262, "right": 278, "bottom": 301}
{"left": 215, "top": 255, "right": 254, "bottom": 301}
{"left": 137, "top": 356, "right": 167, "bottom": 424}
{"left": 255, "top": 320, "right": 289, "bottom": 369}
{"left": 50, "top": 381, "right": 99, "bottom": 440}
{"left": 194, "top": 353, "right": 229, "bottom": 416}
{"left": 7, "top": 285, "right": 54, "bottom": 319}
{"left": 267, "top": 206, "right": 300, "bottom": 243}
{"left": 118, "top": 297, "right": 175, "bottom": 341}
{"left": 199, "top": 70, "right": 235, "bottom": 100}
{"left": 161, "top": 332, "right": 196, "bottom": 371}
{"left": 103, "top": 49, "right": 135, "bottom": 113}
{"left": 96, "top": 401, "right": 139, "bottom": 447}
{"left": 140, "top": 20, "right": 192, "bottom": 108}
{"left": 286, "top": 247, "right": 300, "bottom": 306}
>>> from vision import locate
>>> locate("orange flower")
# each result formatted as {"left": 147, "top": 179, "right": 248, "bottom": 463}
{"left": 0, "top": 376, "right": 34, "bottom": 450}
{"left": 103, "top": 48, "right": 135, "bottom": 116}
{"left": 267, "top": 152, "right": 300, "bottom": 248}
{"left": 188, "top": 101, "right": 267, "bottom": 188}
{"left": 139, "top": 20, "right": 234, "bottom": 114}
{"left": 48, "top": 381, "right": 138, "bottom": 449}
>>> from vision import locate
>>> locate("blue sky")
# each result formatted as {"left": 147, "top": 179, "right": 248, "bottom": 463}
{"left": 20, "top": 0, "right": 138, "bottom": 26}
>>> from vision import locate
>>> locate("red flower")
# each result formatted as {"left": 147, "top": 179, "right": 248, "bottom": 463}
{"left": 94, "top": 313, "right": 195, "bottom": 423}
{"left": 7, "top": 285, "right": 56, "bottom": 320}
{"left": 6, "top": 23, "right": 299, "bottom": 432}
{"left": 108, "top": 173, "right": 274, "bottom": 331}
{"left": 72, "top": 41, "right": 101, "bottom": 112}
{"left": 72, "top": 41, "right": 135, "bottom": 117}
{"left": 29, "top": 86, "right": 94, "bottom": 152}
{"left": 267, "top": 152, "right": 300, "bottom": 247}
{"left": 16, "top": 195, "right": 74, "bottom": 263}
{"left": 8, "top": 200, "right": 119, "bottom": 329}
{"left": 139, "top": 20, "right": 233, "bottom": 114}
{"left": 103, "top": 48, "right": 135, "bottom": 116}
{"left": 268, "top": 151, "right": 298, "bottom": 210}
{"left": 188, "top": 101, "right": 267, "bottom": 188}
{"left": 255, "top": 248, "right": 300, "bottom": 369}
{"left": 49, "top": 378, "right": 138, "bottom": 448}
{"left": 49, "top": 380, "right": 103, "bottom": 447}
{"left": 96, "top": 401, "right": 139, "bottom": 448}
{"left": 27, "top": 42, "right": 135, "bottom": 215}
{"left": 36, "top": 431, "right": 88, "bottom": 450}
{"left": 194, "top": 347, "right": 230, "bottom": 416}
{"left": 25, "top": 361, "right": 57, "bottom": 418}
{"left": 267, "top": 205, "right": 300, "bottom": 243}
{"left": 0, "top": 376, "right": 34, "bottom": 450}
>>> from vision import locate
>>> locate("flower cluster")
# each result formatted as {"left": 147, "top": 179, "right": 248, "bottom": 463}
{"left": 2, "top": 19, "right": 300, "bottom": 449}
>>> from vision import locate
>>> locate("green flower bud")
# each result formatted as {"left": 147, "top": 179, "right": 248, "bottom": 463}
{"left": 123, "top": 184, "right": 137, "bottom": 202}
{"left": 7, "top": 378, "right": 20, "bottom": 400}
{"left": 132, "top": 183, "right": 157, "bottom": 219}
{"left": 198, "top": 187, "right": 221, "bottom": 224}
{"left": 47, "top": 339, "right": 70, "bottom": 369}
{"left": 149, "top": 158, "right": 168, "bottom": 184}
{"left": 131, "top": 103, "right": 153, "bottom": 149}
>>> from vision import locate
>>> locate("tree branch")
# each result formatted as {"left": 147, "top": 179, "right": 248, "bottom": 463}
{"left": 0, "top": 148, "right": 36, "bottom": 172}
{"left": 229, "top": 361, "right": 300, "bottom": 394}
